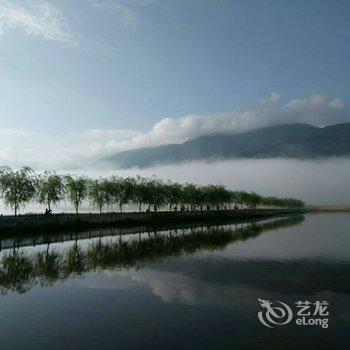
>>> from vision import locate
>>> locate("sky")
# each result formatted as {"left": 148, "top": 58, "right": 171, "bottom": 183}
{"left": 0, "top": 0, "right": 349, "bottom": 169}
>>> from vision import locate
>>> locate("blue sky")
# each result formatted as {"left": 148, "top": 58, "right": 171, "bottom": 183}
{"left": 0, "top": 0, "right": 349, "bottom": 168}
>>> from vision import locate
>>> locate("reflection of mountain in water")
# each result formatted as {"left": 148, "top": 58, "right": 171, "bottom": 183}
{"left": 0, "top": 216, "right": 303, "bottom": 295}
{"left": 155, "top": 257, "right": 350, "bottom": 296}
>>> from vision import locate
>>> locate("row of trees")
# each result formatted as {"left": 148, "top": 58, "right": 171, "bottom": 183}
{"left": 0, "top": 167, "right": 305, "bottom": 216}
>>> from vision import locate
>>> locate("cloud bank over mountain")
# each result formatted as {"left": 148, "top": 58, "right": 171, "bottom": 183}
{"left": 0, "top": 93, "right": 348, "bottom": 169}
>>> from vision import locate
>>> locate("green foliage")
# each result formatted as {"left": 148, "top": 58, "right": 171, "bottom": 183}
{"left": 144, "top": 178, "right": 167, "bottom": 211}
{"left": 0, "top": 168, "right": 305, "bottom": 214}
{"left": 88, "top": 178, "right": 112, "bottom": 213}
{"left": 132, "top": 176, "right": 149, "bottom": 212}
{"left": 164, "top": 182, "right": 183, "bottom": 210}
{"left": 109, "top": 176, "right": 135, "bottom": 212}
{"left": 64, "top": 175, "right": 88, "bottom": 214}
{"left": 202, "top": 185, "right": 231, "bottom": 209}
{"left": 0, "top": 167, "right": 36, "bottom": 215}
{"left": 36, "top": 171, "right": 65, "bottom": 211}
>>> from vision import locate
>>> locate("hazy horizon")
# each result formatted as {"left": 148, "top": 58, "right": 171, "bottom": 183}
{"left": 59, "top": 157, "right": 350, "bottom": 206}
{"left": 1, "top": 158, "right": 350, "bottom": 212}
{"left": 1, "top": 0, "right": 350, "bottom": 170}
{"left": 1, "top": 0, "right": 349, "bottom": 206}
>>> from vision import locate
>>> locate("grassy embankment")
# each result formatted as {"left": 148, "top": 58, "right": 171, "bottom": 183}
{"left": 0, "top": 208, "right": 305, "bottom": 234}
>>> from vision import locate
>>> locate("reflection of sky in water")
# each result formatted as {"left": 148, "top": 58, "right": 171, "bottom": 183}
{"left": 0, "top": 213, "right": 349, "bottom": 349}
{"left": 0, "top": 220, "right": 257, "bottom": 257}
{"left": 198, "top": 213, "right": 350, "bottom": 261}
{"left": 3, "top": 213, "right": 347, "bottom": 262}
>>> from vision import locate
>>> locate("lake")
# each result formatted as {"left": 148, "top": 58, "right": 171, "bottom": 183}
{"left": 0, "top": 213, "right": 349, "bottom": 349}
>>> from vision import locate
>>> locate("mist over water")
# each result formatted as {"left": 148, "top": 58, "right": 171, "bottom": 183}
{"left": 1, "top": 158, "right": 350, "bottom": 215}
{"left": 87, "top": 158, "right": 350, "bottom": 206}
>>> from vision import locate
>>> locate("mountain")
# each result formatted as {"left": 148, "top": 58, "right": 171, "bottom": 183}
{"left": 0, "top": 166, "right": 11, "bottom": 171}
{"left": 99, "top": 123, "right": 350, "bottom": 169}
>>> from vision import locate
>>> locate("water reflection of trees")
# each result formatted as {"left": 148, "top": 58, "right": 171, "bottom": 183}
{"left": 0, "top": 216, "right": 304, "bottom": 295}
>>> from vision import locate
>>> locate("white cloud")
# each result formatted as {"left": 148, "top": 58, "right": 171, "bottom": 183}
{"left": 103, "top": 268, "right": 286, "bottom": 308}
{"left": 0, "top": 0, "right": 155, "bottom": 51}
{"left": 0, "top": 93, "right": 348, "bottom": 170}
{"left": 0, "top": 0, "right": 74, "bottom": 43}
{"left": 73, "top": 129, "right": 139, "bottom": 141}
{"left": 329, "top": 98, "right": 344, "bottom": 109}
{"left": 89, "top": 0, "right": 156, "bottom": 29}
{"left": 122, "top": 268, "right": 251, "bottom": 306}
{"left": 90, "top": 0, "right": 137, "bottom": 29}
{"left": 284, "top": 94, "right": 347, "bottom": 126}
{"left": 111, "top": 92, "right": 347, "bottom": 152}
{"left": 0, "top": 128, "right": 32, "bottom": 137}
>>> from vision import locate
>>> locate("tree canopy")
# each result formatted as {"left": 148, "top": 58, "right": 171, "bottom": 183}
{"left": 0, "top": 169, "right": 305, "bottom": 215}
{"left": 0, "top": 167, "right": 36, "bottom": 216}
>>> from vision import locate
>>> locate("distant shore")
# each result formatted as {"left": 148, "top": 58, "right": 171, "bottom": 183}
{"left": 306, "top": 206, "right": 350, "bottom": 212}
{"left": 0, "top": 208, "right": 305, "bottom": 235}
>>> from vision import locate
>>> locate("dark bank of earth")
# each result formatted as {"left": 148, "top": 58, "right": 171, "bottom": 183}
{"left": 0, "top": 209, "right": 305, "bottom": 235}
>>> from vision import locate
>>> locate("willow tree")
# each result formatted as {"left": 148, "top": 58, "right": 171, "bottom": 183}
{"left": 277, "top": 197, "right": 305, "bottom": 208}
{"left": 216, "top": 186, "right": 233, "bottom": 209}
{"left": 64, "top": 175, "right": 88, "bottom": 214}
{"left": 202, "top": 185, "right": 224, "bottom": 209}
{"left": 0, "top": 167, "right": 36, "bottom": 216}
{"left": 145, "top": 178, "right": 166, "bottom": 212}
{"left": 164, "top": 182, "right": 183, "bottom": 210}
{"left": 36, "top": 171, "right": 65, "bottom": 212}
{"left": 132, "top": 176, "right": 148, "bottom": 212}
{"left": 88, "top": 178, "right": 112, "bottom": 213}
{"left": 181, "top": 183, "right": 203, "bottom": 210}
{"left": 247, "top": 192, "right": 262, "bottom": 209}
{"left": 110, "top": 176, "right": 135, "bottom": 213}
{"left": 236, "top": 191, "right": 250, "bottom": 208}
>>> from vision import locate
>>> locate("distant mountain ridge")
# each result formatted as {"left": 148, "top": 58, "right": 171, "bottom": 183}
{"left": 99, "top": 123, "right": 350, "bottom": 169}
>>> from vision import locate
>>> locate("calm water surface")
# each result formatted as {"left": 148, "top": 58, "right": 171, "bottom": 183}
{"left": 0, "top": 213, "right": 349, "bottom": 349}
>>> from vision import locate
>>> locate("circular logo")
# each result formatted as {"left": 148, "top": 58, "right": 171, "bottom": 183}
{"left": 258, "top": 298, "right": 293, "bottom": 328}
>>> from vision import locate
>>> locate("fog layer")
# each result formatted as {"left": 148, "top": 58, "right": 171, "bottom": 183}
{"left": 1, "top": 158, "right": 349, "bottom": 215}
{"left": 92, "top": 158, "right": 350, "bottom": 206}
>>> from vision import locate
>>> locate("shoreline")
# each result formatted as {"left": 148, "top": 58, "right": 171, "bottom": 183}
{"left": 306, "top": 206, "right": 350, "bottom": 212}
{"left": 0, "top": 214, "right": 305, "bottom": 251}
{"left": 0, "top": 208, "right": 305, "bottom": 235}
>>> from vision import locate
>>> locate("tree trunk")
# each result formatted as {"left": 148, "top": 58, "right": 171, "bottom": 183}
{"left": 48, "top": 195, "right": 51, "bottom": 211}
